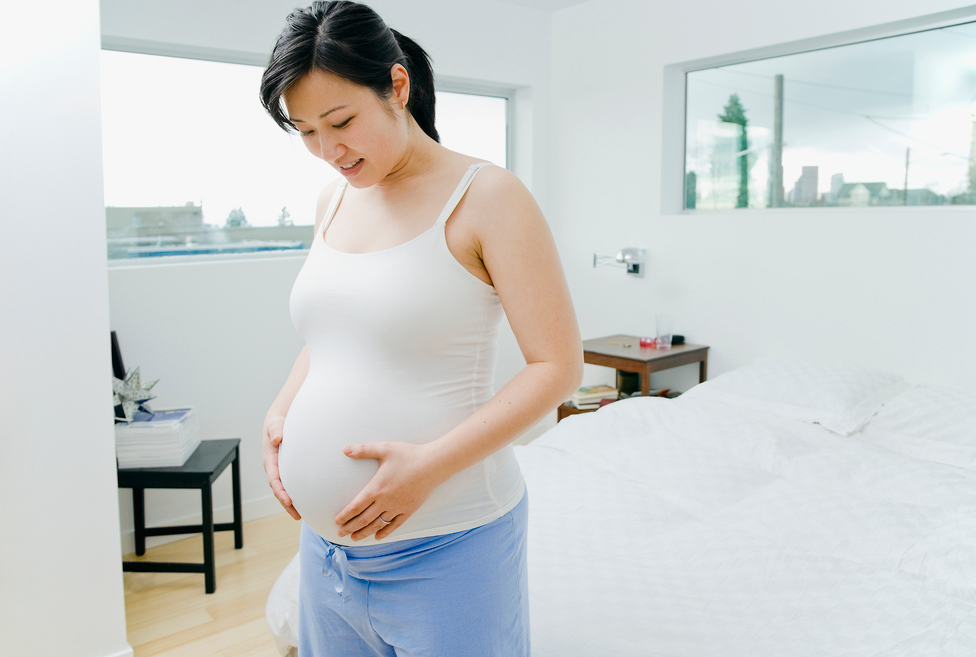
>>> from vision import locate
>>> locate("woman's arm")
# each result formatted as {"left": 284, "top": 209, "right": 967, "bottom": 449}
{"left": 263, "top": 345, "right": 310, "bottom": 520}
{"left": 336, "top": 168, "right": 583, "bottom": 540}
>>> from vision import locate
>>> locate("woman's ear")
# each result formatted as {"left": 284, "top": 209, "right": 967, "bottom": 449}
{"left": 390, "top": 63, "right": 410, "bottom": 108}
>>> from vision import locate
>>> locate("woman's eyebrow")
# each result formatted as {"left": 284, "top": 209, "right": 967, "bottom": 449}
{"left": 319, "top": 105, "right": 349, "bottom": 118}
{"left": 289, "top": 105, "right": 350, "bottom": 124}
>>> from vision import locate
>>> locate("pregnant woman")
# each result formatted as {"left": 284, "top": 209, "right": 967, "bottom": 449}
{"left": 260, "top": 2, "right": 582, "bottom": 655}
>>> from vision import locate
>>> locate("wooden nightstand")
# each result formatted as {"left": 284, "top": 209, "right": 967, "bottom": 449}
{"left": 557, "top": 335, "right": 710, "bottom": 422}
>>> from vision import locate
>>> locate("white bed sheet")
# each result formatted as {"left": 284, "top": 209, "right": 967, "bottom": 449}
{"left": 515, "top": 390, "right": 976, "bottom": 656}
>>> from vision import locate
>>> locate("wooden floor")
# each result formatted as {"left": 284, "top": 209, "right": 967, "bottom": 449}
{"left": 123, "top": 512, "right": 302, "bottom": 657}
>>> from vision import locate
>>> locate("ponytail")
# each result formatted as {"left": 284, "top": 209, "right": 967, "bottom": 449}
{"left": 390, "top": 29, "right": 438, "bottom": 143}
{"left": 260, "top": 1, "right": 439, "bottom": 143}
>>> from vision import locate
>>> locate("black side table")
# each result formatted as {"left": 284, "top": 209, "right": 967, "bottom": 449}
{"left": 118, "top": 438, "right": 243, "bottom": 593}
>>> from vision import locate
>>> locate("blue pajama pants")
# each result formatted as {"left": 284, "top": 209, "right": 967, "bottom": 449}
{"left": 298, "top": 493, "right": 529, "bottom": 657}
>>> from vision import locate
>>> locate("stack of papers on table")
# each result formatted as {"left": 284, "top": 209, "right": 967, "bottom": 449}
{"left": 569, "top": 385, "right": 619, "bottom": 409}
{"left": 115, "top": 407, "right": 201, "bottom": 469}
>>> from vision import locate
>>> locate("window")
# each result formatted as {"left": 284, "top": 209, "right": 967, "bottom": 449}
{"left": 100, "top": 50, "right": 509, "bottom": 259}
{"left": 684, "top": 20, "right": 976, "bottom": 210}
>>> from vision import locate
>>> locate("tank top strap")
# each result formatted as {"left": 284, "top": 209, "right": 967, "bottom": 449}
{"left": 320, "top": 181, "right": 349, "bottom": 234}
{"left": 434, "top": 162, "right": 494, "bottom": 227}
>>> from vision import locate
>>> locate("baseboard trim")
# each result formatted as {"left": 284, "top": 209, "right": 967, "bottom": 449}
{"left": 120, "top": 495, "right": 285, "bottom": 555}
{"left": 103, "top": 646, "right": 135, "bottom": 657}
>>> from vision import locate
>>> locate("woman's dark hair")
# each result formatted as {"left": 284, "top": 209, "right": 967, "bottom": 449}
{"left": 260, "top": 1, "right": 439, "bottom": 142}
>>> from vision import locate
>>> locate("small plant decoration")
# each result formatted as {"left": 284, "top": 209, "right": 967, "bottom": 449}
{"left": 113, "top": 367, "right": 158, "bottom": 423}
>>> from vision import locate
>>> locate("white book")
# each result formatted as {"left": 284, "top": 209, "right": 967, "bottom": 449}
{"left": 570, "top": 385, "right": 619, "bottom": 403}
{"left": 570, "top": 400, "right": 602, "bottom": 410}
{"left": 116, "top": 407, "right": 201, "bottom": 468}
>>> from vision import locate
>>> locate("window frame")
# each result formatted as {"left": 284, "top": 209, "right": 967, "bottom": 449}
{"left": 100, "top": 38, "right": 517, "bottom": 267}
{"left": 661, "top": 5, "right": 976, "bottom": 215}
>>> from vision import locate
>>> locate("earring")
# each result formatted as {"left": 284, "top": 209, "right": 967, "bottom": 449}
{"left": 401, "top": 101, "right": 405, "bottom": 110}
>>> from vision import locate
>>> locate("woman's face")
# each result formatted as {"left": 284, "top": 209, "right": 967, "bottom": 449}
{"left": 283, "top": 68, "right": 407, "bottom": 187}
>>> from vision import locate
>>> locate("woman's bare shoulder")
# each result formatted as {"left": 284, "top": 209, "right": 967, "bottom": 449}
{"left": 463, "top": 163, "right": 540, "bottom": 221}
{"left": 441, "top": 149, "right": 516, "bottom": 186}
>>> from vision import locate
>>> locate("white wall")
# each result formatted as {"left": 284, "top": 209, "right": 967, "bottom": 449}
{"left": 100, "top": 0, "right": 555, "bottom": 550}
{"left": 0, "top": 0, "right": 132, "bottom": 655}
{"left": 551, "top": 0, "right": 976, "bottom": 392}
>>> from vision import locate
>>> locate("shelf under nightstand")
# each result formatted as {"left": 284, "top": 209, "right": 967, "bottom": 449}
{"left": 557, "top": 335, "right": 710, "bottom": 422}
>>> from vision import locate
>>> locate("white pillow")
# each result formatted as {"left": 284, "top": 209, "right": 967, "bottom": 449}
{"left": 683, "top": 359, "right": 910, "bottom": 435}
{"left": 853, "top": 384, "right": 976, "bottom": 470}
{"left": 868, "top": 384, "right": 976, "bottom": 448}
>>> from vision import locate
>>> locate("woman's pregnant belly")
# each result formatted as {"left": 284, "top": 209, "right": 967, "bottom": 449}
{"left": 277, "top": 390, "right": 378, "bottom": 543}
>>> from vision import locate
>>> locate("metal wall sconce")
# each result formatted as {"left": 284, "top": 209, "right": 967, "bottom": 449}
{"left": 593, "top": 248, "right": 646, "bottom": 278}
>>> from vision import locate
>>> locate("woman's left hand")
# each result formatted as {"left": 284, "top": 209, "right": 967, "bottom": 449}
{"left": 335, "top": 441, "right": 445, "bottom": 541}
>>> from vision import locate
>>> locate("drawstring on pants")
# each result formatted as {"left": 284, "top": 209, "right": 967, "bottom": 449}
{"left": 322, "top": 542, "right": 351, "bottom": 600}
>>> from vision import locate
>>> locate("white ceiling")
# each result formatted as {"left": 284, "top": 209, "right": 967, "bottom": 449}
{"left": 493, "top": 0, "right": 593, "bottom": 12}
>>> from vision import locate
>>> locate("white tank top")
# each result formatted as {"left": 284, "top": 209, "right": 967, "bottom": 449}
{"left": 279, "top": 163, "right": 525, "bottom": 546}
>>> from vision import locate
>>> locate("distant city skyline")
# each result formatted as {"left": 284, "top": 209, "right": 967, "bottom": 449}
{"left": 684, "top": 19, "right": 976, "bottom": 209}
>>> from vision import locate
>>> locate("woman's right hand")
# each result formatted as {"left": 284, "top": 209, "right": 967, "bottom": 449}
{"left": 263, "top": 415, "right": 301, "bottom": 520}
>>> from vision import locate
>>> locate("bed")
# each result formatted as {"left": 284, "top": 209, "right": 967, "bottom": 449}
{"left": 517, "top": 360, "right": 976, "bottom": 656}
{"left": 267, "top": 359, "right": 976, "bottom": 655}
